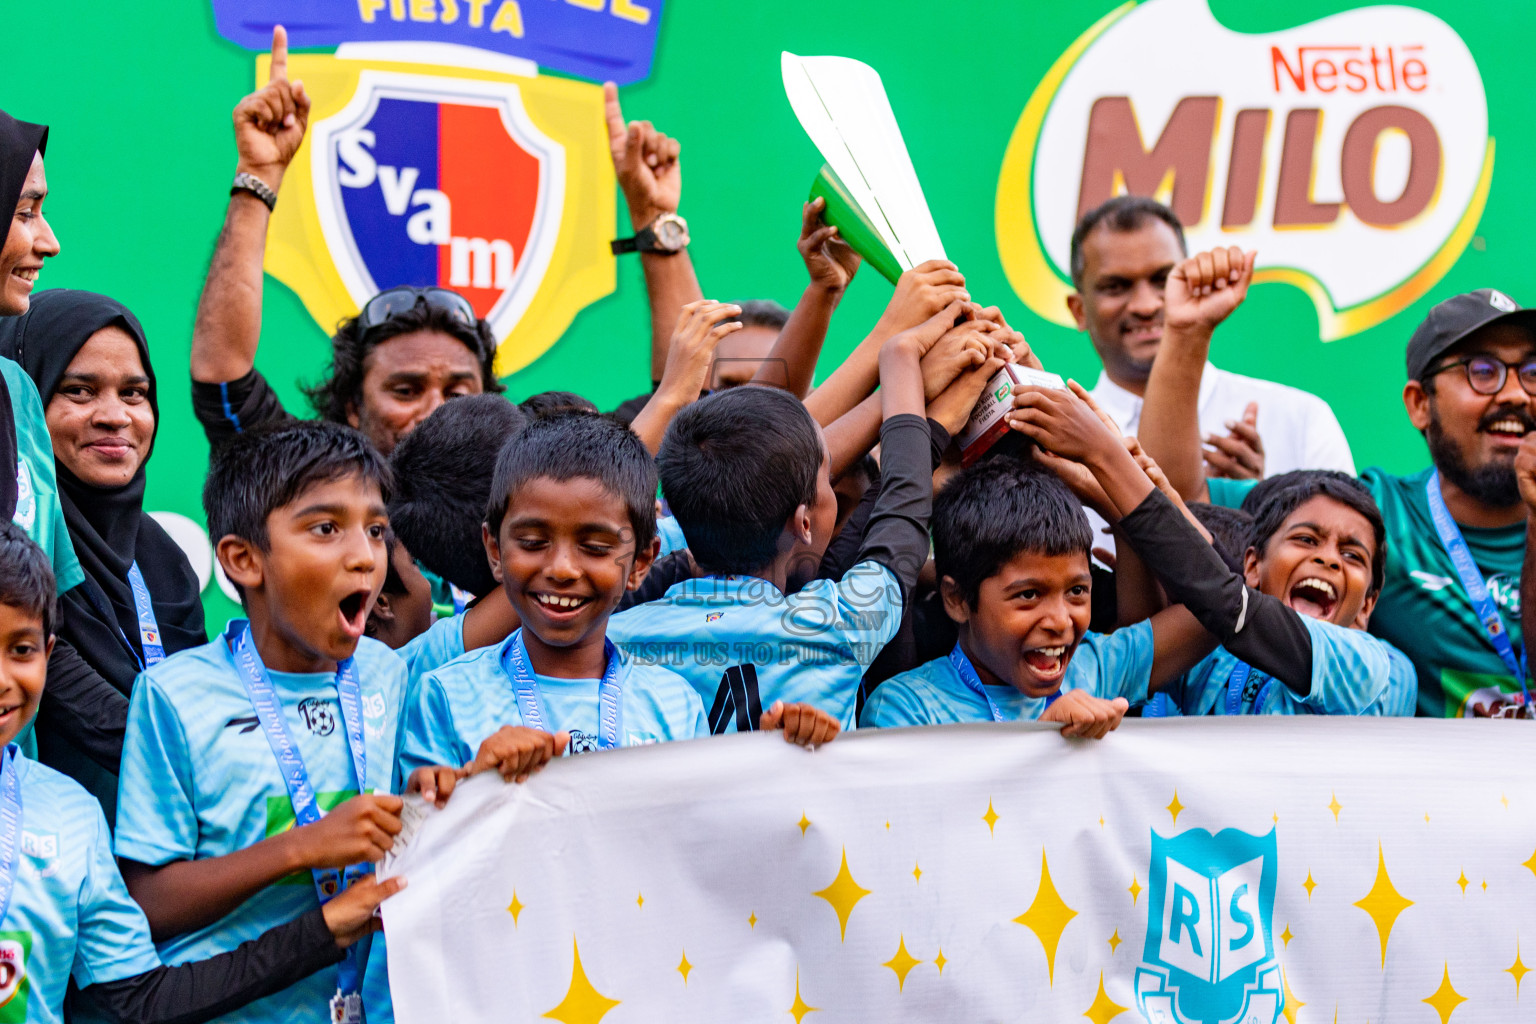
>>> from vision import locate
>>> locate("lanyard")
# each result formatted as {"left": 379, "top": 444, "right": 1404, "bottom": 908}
{"left": 948, "top": 643, "right": 1058, "bottom": 722}
{"left": 1425, "top": 472, "right": 1530, "bottom": 706}
{"left": 225, "top": 622, "right": 368, "bottom": 997}
{"left": 500, "top": 629, "right": 624, "bottom": 749}
{"left": 0, "top": 746, "right": 21, "bottom": 928}
{"left": 126, "top": 562, "right": 164, "bottom": 667}
{"left": 1221, "top": 661, "right": 1275, "bottom": 715}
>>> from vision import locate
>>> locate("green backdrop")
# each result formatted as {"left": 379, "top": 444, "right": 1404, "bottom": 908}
{"left": 7, "top": 0, "right": 1534, "bottom": 626}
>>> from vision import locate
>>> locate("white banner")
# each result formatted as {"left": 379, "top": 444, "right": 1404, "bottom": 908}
{"left": 381, "top": 721, "right": 1536, "bottom": 1023}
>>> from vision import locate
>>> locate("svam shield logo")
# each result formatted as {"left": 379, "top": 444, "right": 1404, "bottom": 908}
{"left": 1135, "top": 827, "right": 1281, "bottom": 1024}
{"left": 311, "top": 70, "right": 564, "bottom": 345}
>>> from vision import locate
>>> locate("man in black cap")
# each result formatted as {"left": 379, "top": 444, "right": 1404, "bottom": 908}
{"left": 1362, "top": 289, "right": 1536, "bottom": 717}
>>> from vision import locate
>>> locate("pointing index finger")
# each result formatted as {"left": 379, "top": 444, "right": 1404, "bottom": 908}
{"left": 602, "top": 82, "right": 627, "bottom": 151}
{"left": 269, "top": 25, "right": 289, "bottom": 83}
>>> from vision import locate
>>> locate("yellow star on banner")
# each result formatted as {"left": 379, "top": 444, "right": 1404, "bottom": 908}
{"left": 798, "top": 812, "right": 811, "bottom": 837}
{"left": 1107, "top": 929, "right": 1122, "bottom": 954}
{"left": 813, "top": 847, "right": 872, "bottom": 941}
{"left": 636, "top": 892, "right": 644, "bottom": 910}
{"left": 1523, "top": 846, "right": 1536, "bottom": 881}
{"left": 1327, "top": 792, "right": 1342, "bottom": 822}
{"left": 677, "top": 951, "right": 692, "bottom": 985}
{"left": 1166, "top": 791, "right": 1184, "bottom": 825}
{"left": 1281, "top": 924, "right": 1294, "bottom": 948}
{"left": 883, "top": 936, "right": 922, "bottom": 992}
{"left": 542, "top": 938, "right": 620, "bottom": 1024}
{"left": 913, "top": 862, "right": 922, "bottom": 884}
{"left": 933, "top": 949, "right": 948, "bottom": 974}
{"left": 983, "top": 799, "right": 1000, "bottom": 835}
{"left": 1099, "top": 816, "right": 1105, "bottom": 828}
{"left": 1280, "top": 966, "right": 1305, "bottom": 1024}
{"left": 1503, "top": 792, "right": 1510, "bottom": 809}
{"left": 1508, "top": 941, "right": 1529, "bottom": 998}
{"left": 1457, "top": 871, "right": 1469, "bottom": 896}
{"left": 885, "top": 820, "right": 891, "bottom": 830}
{"left": 1422, "top": 962, "right": 1466, "bottom": 1023}
{"left": 1128, "top": 876, "right": 1142, "bottom": 905}
{"left": 1013, "top": 849, "right": 1078, "bottom": 985}
{"left": 507, "top": 891, "right": 525, "bottom": 927}
{"left": 1354, "top": 843, "right": 1414, "bottom": 968}
{"left": 748, "top": 912, "right": 758, "bottom": 929}
{"left": 1083, "top": 970, "right": 1127, "bottom": 1024}
{"left": 1425, "top": 812, "right": 1431, "bottom": 824}
{"left": 1303, "top": 871, "right": 1317, "bottom": 901}
{"left": 788, "top": 969, "right": 818, "bottom": 1022}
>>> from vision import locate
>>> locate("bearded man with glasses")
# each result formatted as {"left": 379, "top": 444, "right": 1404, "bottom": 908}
{"left": 1362, "top": 289, "right": 1536, "bottom": 718}
{"left": 189, "top": 29, "right": 502, "bottom": 458}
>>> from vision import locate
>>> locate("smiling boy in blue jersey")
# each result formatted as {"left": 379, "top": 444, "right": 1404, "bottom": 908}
{"left": 397, "top": 415, "right": 838, "bottom": 796}
{"left": 112, "top": 422, "right": 411, "bottom": 1024}
{"left": 1008, "top": 386, "right": 1416, "bottom": 717}
{"left": 859, "top": 458, "right": 1211, "bottom": 735}
{"left": 606, "top": 304, "right": 961, "bottom": 732}
{"left": 0, "top": 519, "right": 402, "bottom": 1024}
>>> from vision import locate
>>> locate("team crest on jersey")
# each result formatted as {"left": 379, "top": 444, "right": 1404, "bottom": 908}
{"left": 1135, "top": 827, "right": 1281, "bottom": 1024}
{"left": 0, "top": 934, "right": 31, "bottom": 1020}
{"left": 298, "top": 697, "right": 337, "bottom": 736}
{"left": 264, "top": 54, "right": 615, "bottom": 376}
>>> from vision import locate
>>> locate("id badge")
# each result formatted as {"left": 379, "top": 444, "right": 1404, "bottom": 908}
{"left": 330, "top": 990, "right": 363, "bottom": 1024}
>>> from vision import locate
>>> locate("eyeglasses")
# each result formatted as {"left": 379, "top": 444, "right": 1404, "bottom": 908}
{"left": 1423, "top": 354, "right": 1536, "bottom": 396}
{"left": 357, "top": 286, "right": 477, "bottom": 333}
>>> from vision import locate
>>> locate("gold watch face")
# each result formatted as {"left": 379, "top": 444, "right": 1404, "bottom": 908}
{"left": 653, "top": 217, "right": 689, "bottom": 251}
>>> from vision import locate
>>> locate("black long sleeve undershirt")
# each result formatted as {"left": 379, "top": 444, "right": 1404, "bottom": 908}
{"left": 37, "top": 633, "right": 127, "bottom": 774}
{"left": 850, "top": 414, "right": 935, "bottom": 609}
{"left": 75, "top": 909, "right": 346, "bottom": 1024}
{"left": 1117, "top": 488, "right": 1314, "bottom": 695}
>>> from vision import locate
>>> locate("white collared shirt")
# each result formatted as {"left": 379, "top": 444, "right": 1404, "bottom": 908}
{"left": 1088, "top": 362, "right": 1355, "bottom": 479}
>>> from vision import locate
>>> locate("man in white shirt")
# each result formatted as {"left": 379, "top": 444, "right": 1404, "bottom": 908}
{"left": 1070, "top": 196, "right": 1354, "bottom": 484}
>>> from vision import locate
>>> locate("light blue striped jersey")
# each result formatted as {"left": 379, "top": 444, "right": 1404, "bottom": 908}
{"left": 0, "top": 753, "right": 159, "bottom": 1023}
{"left": 113, "top": 627, "right": 406, "bottom": 1024}
{"left": 607, "top": 560, "right": 902, "bottom": 732}
{"left": 1155, "top": 617, "right": 1416, "bottom": 716}
{"left": 397, "top": 630, "right": 706, "bottom": 777}
{"left": 396, "top": 612, "right": 465, "bottom": 683}
{"left": 859, "top": 623, "right": 1154, "bottom": 728}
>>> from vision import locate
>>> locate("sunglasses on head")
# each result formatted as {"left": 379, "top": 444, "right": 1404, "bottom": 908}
{"left": 358, "top": 286, "right": 478, "bottom": 334}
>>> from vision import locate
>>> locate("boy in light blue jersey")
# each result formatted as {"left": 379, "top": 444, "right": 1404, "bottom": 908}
{"left": 1008, "top": 385, "right": 1416, "bottom": 717}
{"left": 399, "top": 415, "right": 839, "bottom": 790}
{"left": 0, "top": 517, "right": 396, "bottom": 1024}
{"left": 861, "top": 459, "right": 1209, "bottom": 734}
{"left": 382, "top": 394, "right": 524, "bottom": 682}
{"left": 608, "top": 304, "right": 967, "bottom": 732}
{"left": 114, "top": 423, "right": 413, "bottom": 1024}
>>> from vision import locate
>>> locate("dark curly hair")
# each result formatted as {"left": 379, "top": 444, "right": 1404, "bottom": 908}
{"left": 301, "top": 301, "right": 504, "bottom": 423}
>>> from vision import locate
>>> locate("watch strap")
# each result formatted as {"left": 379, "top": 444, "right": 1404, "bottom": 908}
{"left": 611, "top": 220, "right": 678, "bottom": 256}
{"left": 231, "top": 172, "right": 278, "bottom": 212}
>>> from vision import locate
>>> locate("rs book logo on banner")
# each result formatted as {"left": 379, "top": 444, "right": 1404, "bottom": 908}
{"left": 996, "top": 0, "right": 1493, "bottom": 340}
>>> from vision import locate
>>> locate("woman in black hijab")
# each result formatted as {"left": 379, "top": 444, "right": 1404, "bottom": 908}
{"left": 0, "top": 290, "right": 206, "bottom": 816}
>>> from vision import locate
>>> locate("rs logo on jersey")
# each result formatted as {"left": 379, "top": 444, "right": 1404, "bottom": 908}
{"left": 1135, "top": 827, "right": 1281, "bottom": 1024}
{"left": 311, "top": 71, "right": 563, "bottom": 348}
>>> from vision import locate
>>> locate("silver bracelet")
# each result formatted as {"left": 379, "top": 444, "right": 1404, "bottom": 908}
{"left": 231, "top": 172, "right": 277, "bottom": 212}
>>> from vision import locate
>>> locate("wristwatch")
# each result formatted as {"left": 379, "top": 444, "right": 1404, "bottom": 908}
{"left": 231, "top": 172, "right": 278, "bottom": 212}
{"left": 611, "top": 213, "right": 689, "bottom": 255}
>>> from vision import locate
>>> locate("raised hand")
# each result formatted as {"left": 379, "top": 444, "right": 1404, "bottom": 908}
{"left": 660, "top": 299, "right": 743, "bottom": 399}
{"left": 1006, "top": 379, "right": 1123, "bottom": 464}
{"left": 1164, "top": 247, "right": 1257, "bottom": 334}
{"left": 919, "top": 316, "right": 994, "bottom": 402}
{"left": 759, "top": 701, "right": 840, "bottom": 749}
{"left": 1203, "top": 401, "right": 1265, "bottom": 479}
{"left": 1516, "top": 433, "right": 1536, "bottom": 512}
{"left": 876, "top": 260, "right": 969, "bottom": 336}
{"left": 603, "top": 82, "right": 681, "bottom": 229}
{"left": 406, "top": 764, "right": 466, "bottom": 809}
{"left": 798, "top": 197, "right": 860, "bottom": 294}
{"left": 970, "top": 305, "right": 1043, "bottom": 370}
{"left": 287, "top": 793, "right": 404, "bottom": 870}
{"left": 232, "top": 25, "right": 311, "bottom": 189}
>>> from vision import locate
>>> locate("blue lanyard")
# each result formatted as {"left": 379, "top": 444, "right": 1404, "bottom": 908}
{"left": 225, "top": 622, "right": 368, "bottom": 996}
{"left": 948, "top": 643, "right": 1058, "bottom": 722}
{"left": 1221, "top": 661, "right": 1275, "bottom": 715}
{"left": 126, "top": 562, "right": 164, "bottom": 667}
{"left": 1425, "top": 473, "right": 1530, "bottom": 706}
{"left": 0, "top": 746, "right": 22, "bottom": 928}
{"left": 499, "top": 628, "right": 624, "bottom": 749}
